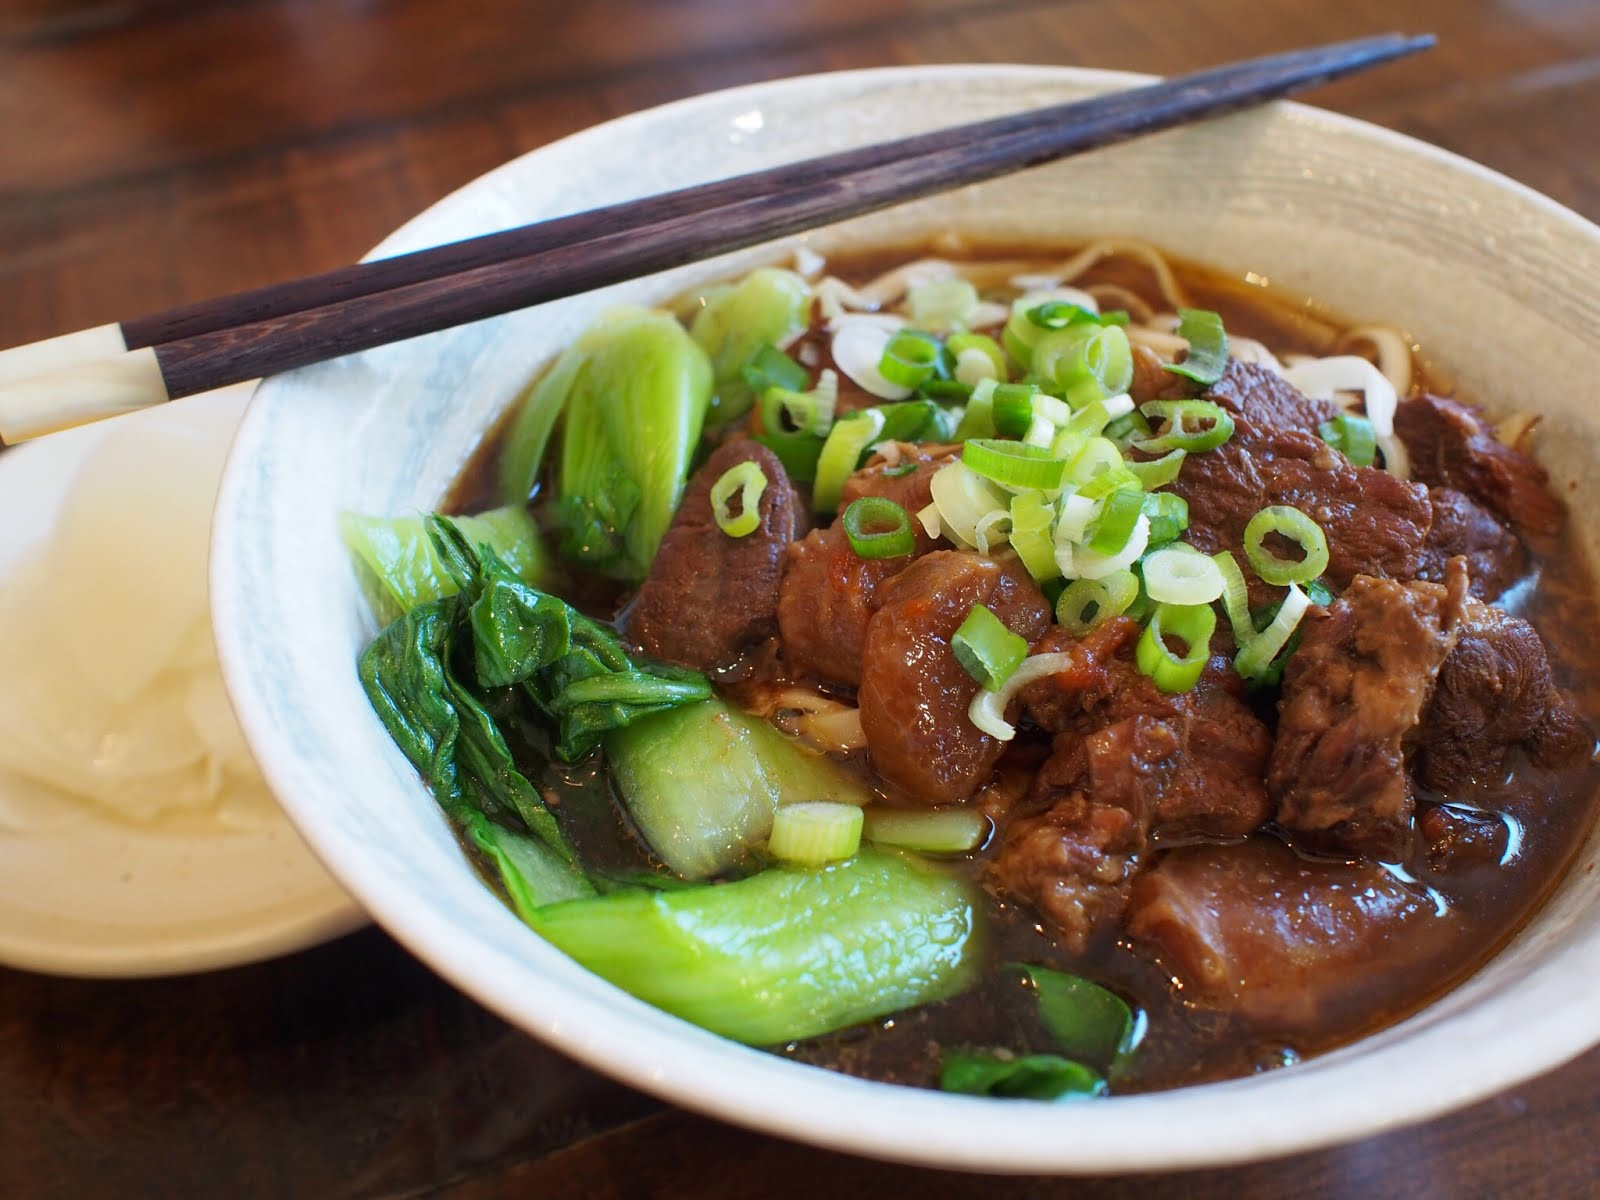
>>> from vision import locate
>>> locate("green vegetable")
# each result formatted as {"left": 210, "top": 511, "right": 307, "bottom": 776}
{"left": 862, "top": 806, "right": 990, "bottom": 854}
{"left": 1162, "top": 308, "right": 1230, "bottom": 386}
{"left": 1030, "top": 324, "right": 1133, "bottom": 400}
{"left": 740, "top": 343, "right": 809, "bottom": 397}
{"left": 1125, "top": 447, "right": 1186, "bottom": 490}
{"left": 812, "top": 409, "right": 885, "bottom": 515}
{"left": 341, "top": 506, "right": 551, "bottom": 627}
{"left": 1319, "top": 412, "right": 1377, "bottom": 467}
{"left": 1140, "top": 491, "right": 1190, "bottom": 548}
{"left": 529, "top": 850, "right": 979, "bottom": 1045}
{"left": 605, "top": 694, "right": 872, "bottom": 878}
{"left": 940, "top": 1052, "right": 1105, "bottom": 1100}
{"left": 754, "top": 428, "right": 826, "bottom": 485}
{"left": 1085, "top": 485, "right": 1143, "bottom": 555}
{"left": 1243, "top": 504, "right": 1329, "bottom": 586}
{"left": 465, "top": 812, "right": 595, "bottom": 922}
{"left": 962, "top": 438, "right": 1068, "bottom": 491}
{"left": 709, "top": 460, "right": 768, "bottom": 538}
{"left": 1136, "top": 601, "right": 1217, "bottom": 693}
{"left": 550, "top": 309, "right": 713, "bottom": 582}
{"left": 952, "top": 605, "right": 1029, "bottom": 692}
{"left": 1015, "top": 965, "right": 1139, "bottom": 1071}
{"left": 497, "top": 331, "right": 591, "bottom": 507}
{"left": 1135, "top": 399, "right": 1235, "bottom": 454}
{"left": 879, "top": 329, "right": 943, "bottom": 389}
{"left": 841, "top": 496, "right": 914, "bottom": 560}
{"left": 768, "top": 801, "right": 864, "bottom": 865}
{"left": 691, "top": 267, "right": 812, "bottom": 425}
{"left": 1055, "top": 570, "right": 1140, "bottom": 636}
{"left": 990, "top": 382, "right": 1038, "bottom": 438}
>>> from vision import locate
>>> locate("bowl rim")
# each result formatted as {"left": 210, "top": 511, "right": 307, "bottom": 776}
{"left": 213, "top": 62, "right": 1600, "bottom": 1174}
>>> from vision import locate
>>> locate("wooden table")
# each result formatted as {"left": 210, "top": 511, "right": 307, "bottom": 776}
{"left": 2, "top": 1, "right": 1597, "bottom": 1195}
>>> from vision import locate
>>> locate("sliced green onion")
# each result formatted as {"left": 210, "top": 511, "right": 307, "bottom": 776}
{"left": 1134, "top": 399, "right": 1235, "bottom": 454}
{"left": 709, "top": 460, "right": 768, "bottom": 537}
{"left": 992, "top": 382, "right": 1038, "bottom": 438}
{"left": 1077, "top": 466, "right": 1140, "bottom": 501}
{"left": 963, "top": 438, "right": 1068, "bottom": 491}
{"left": 1106, "top": 409, "right": 1154, "bottom": 450}
{"left": 1086, "top": 485, "right": 1144, "bottom": 555}
{"left": 841, "top": 496, "right": 914, "bottom": 559}
{"left": 1054, "top": 491, "right": 1099, "bottom": 545}
{"left": 908, "top": 278, "right": 980, "bottom": 331}
{"left": 1056, "top": 570, "right": 1140, "bottom": 635}
{"left": 812, "top": 409, "right": 886, "bottom": 514}
{"left": 754, "top": 430, "right": 825, "bottom": 485}
{"left": 1071, "top": 514, "right": 1150, "bottom": 581}
{"left": 1009, "top": 491, "right": 1060, "bottom": 583}
{"left": 1136, "top": 602, "right": 1217, "bottom": 693}
{"left": 1025, "top": 300, "right": 1102, "bottom": 330}
{"left": 929, "top": 461, "right": 1009, "bottom": 548}
{"left": 955, "top": 377, "right": 998, "bottom": 439}
{"left": 862, "top": 806, "right": 990, "bottom": 854}
{"left": 1318, "top": 412, "right": 1378, "bottom": 467}
{"left": 879, "top": 330, "right": 944, "bottom": 389}
{"left": 1213, "top": 550, "right": 1255, "bottom": 646}
{"left": 1243, "top": 505, "right": 1330, "bottom": 585}
{"left": 759, "top": 368, "right": 839, "bottom": 437}
{"left": 1031, "top": 325, "right": 1134, "bottom": 399}
{"left": 1067, "top": 436, "right": 1126, "bottom": 487}
{"left": 1235, "top": 582, "right": 1312, "bottom": 682}
{"left": 1126, "top": 448, "right": 1187, "bottom": 490}
{"left": 947, "top": 332, "right": 1008, "bottom": 384}
{"left": 740, "top": 342, "right": 810, "bottom": 396}
{"left": 1162, "top": 308, "right": 1230, "bottom": 386}
{"left": 952, "top": 605, "right": 1030, "bottom": 692}
{"left": 1063, "top": 394, "right": 1136, "bottom": 438}
{"left": 1142, "top": 544, "right": 1224, "bottom": 605}
{"left": 1140, "top": 491, "right": 1189, "bottom": 547}
{"left": 767, "top": 801, "right": 864, "bottom": 866}
{"left": 871, "top": 398, "right": 942, "bottom": 443}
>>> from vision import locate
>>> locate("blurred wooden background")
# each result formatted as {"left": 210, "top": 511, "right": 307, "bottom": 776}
{"left": 2, "top": 1, "right": 1598, "bottom": 1196}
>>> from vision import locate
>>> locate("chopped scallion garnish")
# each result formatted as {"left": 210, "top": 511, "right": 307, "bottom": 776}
{"left": 963, "top": 438, "right": 1069, "bottom": 491}
{"left": 946, "top": 331, "right": 1008, "bottom": 384}
{"left": 1134, "top": 399, "right": 1235, "bottom": 454}
{"left": 1056, "top": 570, "right": 1140, "bottom": 636}
{"left": 812, "top": 409, "right": 886, "bottom": 514}
{"left": 1318, "top": 412, "right": 1378, "bottom": 467}
{"left": 991, "top": 382, "right": 1038, "bottom": 438}
{"left": 767, "top": 801, "right": 864, "bottom": 866}
{"left": 1140, "top": 491, "right": 1189, "bottom": 547}
{"left": 740, "top": 342, "right": 810, "bottom": 396}
{"left": 878, "top": 329, "right": 944, "bottom": 389}
{"left": 1009, "top": 490, "right": 1060, "bottom": 583}
{"left": 1141, "top": 543, "right": 1224, "bottom": 605}
{"left": 862, "top": 806, "right": 989, "bottom": 854}
{"left": 1213, "top": 550, "right": 1256, "bottom": 646}
{"left": 709, "top": 460, "right": 769, "bottom": 538}
{"left": 1234, "top": 582, "right": 1312, "bottom": 682}
{"left": 1162, "top": 308, "right": 1230, "bottom": 386}
{"left": 1243, "top": 505, "right": 1330, "bottom": 585}
{"left": 1125, "top": 447, "right": 1187, "bottom": 490}
{"left": 952, "top": 605, "right": 1030, "bottom": 692}
{"left": 1085, "top": 485, "right": 1144, "bottom": 555}
{"left": 841, "top": 496, "right": 915, "bottom": 560}
{"left": 759, "top": 367, "right": 838, "bottom": 437}
{"left": 1135, "top": 601, "right": 1217, "bottom": 693}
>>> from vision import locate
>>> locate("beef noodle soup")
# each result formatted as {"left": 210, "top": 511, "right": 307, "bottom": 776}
{"left": 348, "top": 238, "right": 1599, "bottom": 1099}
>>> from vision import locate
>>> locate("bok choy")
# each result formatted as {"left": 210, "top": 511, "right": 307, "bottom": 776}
{"left": 690, "top": 267, "right": 812, "bottom": 426}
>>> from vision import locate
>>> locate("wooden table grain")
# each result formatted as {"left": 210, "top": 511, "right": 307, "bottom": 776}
{"left": 2, "top": 2, "right": 1597, "bottom": 1196}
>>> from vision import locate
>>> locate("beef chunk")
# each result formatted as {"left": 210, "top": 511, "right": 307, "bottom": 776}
{"left": 987, "top": 729, "right": 1151, "bottom": 954}
{"left": 1269, "top": 567, "right": 1469, "bottom": 859}
{"left": 1418, "top": 804, "right": 1510, "bottom": 873}
{"left": 1415, "top": 600, "right": 1589, "bottom": 793}
{"left": 990, "top": 621, "right": 1273, "bottom": 951}
{"left": 776, "top": 523, "right": 907, "bottom": 686}
{"left": 1416, "top": 487, "right": 1527, "bottom": 602}
{"left": 776, "top": 445, "right": 957, "bottom": 687}
{"left": 624, "top": 439, "right": 803, "bottom": 670}
{"left": 1394, "top": 393, "right": 1563, "bottom": 534}
{"left": 1127, "top": 838, "right": 1441, "bottom": 1032}
{"left": 859, "top": 551, "right": 1050, "bottom": 802}
{"left": 1170, "top": 416, "right": 1432, "bottom": 608}
{"left": 1204, "top": 360, "right": 1339, "bottom": 435}
{"left": 1129, "top": 344, "right": 1195, "bottom": 405}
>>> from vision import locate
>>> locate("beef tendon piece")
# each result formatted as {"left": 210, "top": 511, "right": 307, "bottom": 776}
{"left": 1127, "top": 839, "right": 1444, "bottom": 1033}
{"left": 858, "top": 551, "right": 1050, "bottom": 803}
{"left": 1269, "top": 568, "right": 1469, "bottom": 859}
{"left": 1415, "top": 600, "right": 1591, "bottom": 794}
{"left": 777, "top": 523, "right": 908, "bottom": 687}
{"left": 1170, "top": 416, "right": 1432, "bottom": 608}
{"left": 1204, "top": 359, "right": 1339, "bottom": 435}
{"left": 624, "top": 438, "right": 803, "bottom": 670}
{"left": 1416, "top": 487, "right": 1527, "bottom": 602}
{"left": 1394, "top": 393, "right": 1563, "bottom": 535}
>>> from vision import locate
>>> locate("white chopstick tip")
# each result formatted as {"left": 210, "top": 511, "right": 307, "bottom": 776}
{"left": 0, "top": 323, "right": 128, "bottom": 388}
{"left": 0, "top": 348, "right": 170, "bottom": 444}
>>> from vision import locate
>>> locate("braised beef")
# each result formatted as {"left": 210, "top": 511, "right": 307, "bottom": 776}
{"left": 1415, "top": 600, "right": 1588, "bottom": 794}
{"left": 858, "top": 551, "right": 1050, "bottom": 802}
{"left": 1419, "top": 805, "right": 1510, "bottom": 873}
{"left": 1394, "top": 393, "right": 1563, "bottom": 534}
{"left": 1269, "top": 566, "right": 1469, "bottom": 859}
{"left": 990, "top": 620, "right": 1272, "bottom": 951}
{"left": 1169, "top": 415, "right": 1433, "bottom": 608}
{"left": 1417, "top": 487, "right": 1527, "bottom": 602}
{"left": 776, "top": 523, "right": 907, "bottom": 687}
{"left": 1204, "top": 360, "right": 1340, "bottom": 435}
{"left": 1127, "top": 839, "right": 1443, "bottom": 1032}
{"left": 624, "top": 438, "right": 802, "bottom": 670}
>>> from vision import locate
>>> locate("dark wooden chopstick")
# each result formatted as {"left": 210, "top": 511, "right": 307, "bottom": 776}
{"left": 0, "top": 33, "right": 1433, "bottom": 441}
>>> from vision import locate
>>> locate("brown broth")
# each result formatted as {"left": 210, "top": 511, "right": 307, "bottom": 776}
{"left": 447, "top": 238, "right": 1600, "bottom": 1093}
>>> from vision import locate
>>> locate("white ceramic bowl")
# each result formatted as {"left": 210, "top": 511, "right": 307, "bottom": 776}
{"left": 211, "top": 66, "right": 1600, "bottom": 1172}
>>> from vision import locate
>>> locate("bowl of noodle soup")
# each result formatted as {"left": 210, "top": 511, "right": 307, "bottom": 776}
{"left": 211, "top": 65, "right": 1600, "bottom": 1171}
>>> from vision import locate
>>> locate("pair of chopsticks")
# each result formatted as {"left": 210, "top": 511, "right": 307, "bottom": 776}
{"left": 0, "top": 33, "right": 1433, "bottom": 444}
